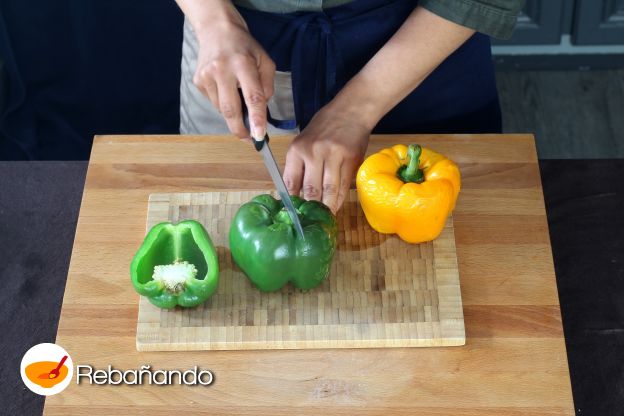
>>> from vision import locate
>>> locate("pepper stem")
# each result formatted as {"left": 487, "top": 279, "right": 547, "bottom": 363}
{"left": 397, "top": 144, "right": 425, "bottom": 184}
{"left": 274, "top": 208, "right": 293, "bottom": 225}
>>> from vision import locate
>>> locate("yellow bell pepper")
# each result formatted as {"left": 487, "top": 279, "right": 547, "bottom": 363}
{"left": 356, "top": 144, "right": 461, "bottom": 243}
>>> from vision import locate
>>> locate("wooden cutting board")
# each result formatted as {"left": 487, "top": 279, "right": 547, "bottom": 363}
{"left": 136, "top": 190, "right": 464, "bottom": 351}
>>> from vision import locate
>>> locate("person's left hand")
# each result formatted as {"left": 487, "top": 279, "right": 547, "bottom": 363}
{"left": 282, "top": 104, "right": 371, "bottom": 214}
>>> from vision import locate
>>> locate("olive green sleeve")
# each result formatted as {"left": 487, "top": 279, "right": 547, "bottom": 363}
{"left": 419, "top": 0, "right": 525, "bottom": 39}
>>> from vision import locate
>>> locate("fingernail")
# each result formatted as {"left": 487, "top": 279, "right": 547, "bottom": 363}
{"left": 252, "top": 125, "right": 265, "bottom": 141}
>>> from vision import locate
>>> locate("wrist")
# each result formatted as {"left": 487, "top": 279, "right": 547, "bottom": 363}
{"left": 326, "top": 82, "right": 386, "bottom": 132}
{"left": 192, "top": 1, "right": 247, "bottom": 38}
{"left": 328, "top": 67, "right": 428, "bottom": 131}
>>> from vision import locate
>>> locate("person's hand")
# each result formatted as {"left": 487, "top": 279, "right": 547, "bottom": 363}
{"left": 283, "top": 104, "right": 371, "bottom": 213}
{"left": 191, "top": 2, "right": 275, "bottom": 139}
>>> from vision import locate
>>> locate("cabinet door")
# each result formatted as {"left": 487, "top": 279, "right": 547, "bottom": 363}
{"left": 573, "top": 0, "right": 624, "bottom": 44}
{"left": 492, "top": 0, "right": 565, "bottom": 45}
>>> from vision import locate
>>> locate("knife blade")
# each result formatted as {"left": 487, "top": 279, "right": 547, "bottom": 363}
{"left": 254, "top": 134, "right": 305, "bottom": 240}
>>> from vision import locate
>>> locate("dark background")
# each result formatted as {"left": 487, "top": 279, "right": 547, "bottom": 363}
{"left": 0, "top": 1, "right": 623, "bottom": 415}
{"left": 0, "top": 0, "right": 183, "bottom": 160}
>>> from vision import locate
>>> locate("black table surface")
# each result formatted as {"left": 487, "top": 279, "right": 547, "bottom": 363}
{"left": 1, "top": 160, "right": 623, "bottom": 416}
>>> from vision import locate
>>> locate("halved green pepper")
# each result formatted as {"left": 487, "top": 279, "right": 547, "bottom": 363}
{"left": 130, "top": 220, "right": 219, "bottom": 309}
{"left": 229, "top": 194, "right": 338, "bottom": 292}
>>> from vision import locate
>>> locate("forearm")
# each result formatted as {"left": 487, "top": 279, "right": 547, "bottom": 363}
{"left": 329, "top": 6, "right": 475, "bottom": 130}
{"left": 175, "top": 0, "right": 246, "bottom": 35}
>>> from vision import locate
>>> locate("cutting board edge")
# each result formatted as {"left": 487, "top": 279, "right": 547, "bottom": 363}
{"left": 136, "top": 337, "right": 467, "bottom": 352}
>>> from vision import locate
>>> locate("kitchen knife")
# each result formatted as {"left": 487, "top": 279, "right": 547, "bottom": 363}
{"left": 253, "top": 134, "right": 305, "bottom": 240}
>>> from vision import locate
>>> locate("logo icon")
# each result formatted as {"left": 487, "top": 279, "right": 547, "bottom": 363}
{"left": 21, "top": 343, "right": 73, "bottom": 396}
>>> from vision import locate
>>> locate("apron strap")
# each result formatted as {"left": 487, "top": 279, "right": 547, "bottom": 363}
{"left": 261, "top": 11, "right": 343, "bottom": 130}
{"left": 236, "top": 0, "right": 500, "bottom": 135}
{"left": 267, "top": 109, "right": 297, "bottom": 131}
{"left": 238, "top": 0, "right": 418, "bottom": 129}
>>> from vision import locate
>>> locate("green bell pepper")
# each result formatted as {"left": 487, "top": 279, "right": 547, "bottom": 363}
{"left": 130, "top": 220, "right": 219, "bottom": 309}
{"left": 229, "top": 194, "right": 338, "bottom": 292}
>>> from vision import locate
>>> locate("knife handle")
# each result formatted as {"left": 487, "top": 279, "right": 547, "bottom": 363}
{"left": 238, "top": 89, "right": 269, "bottom": 151}
{"left": 253, "top": 133, "right": 270, "bottom": 152}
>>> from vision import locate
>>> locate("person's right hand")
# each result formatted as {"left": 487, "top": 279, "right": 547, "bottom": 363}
{"left": 191, "top": 2, "right": 275, "bottom": 139}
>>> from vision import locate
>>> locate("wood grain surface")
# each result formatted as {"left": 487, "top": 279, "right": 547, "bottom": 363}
{"left": 45, "top": 134, "right": 574, "bottom": 415}
{"left": 137, "top": 190, "right": 464, "bottom": 351}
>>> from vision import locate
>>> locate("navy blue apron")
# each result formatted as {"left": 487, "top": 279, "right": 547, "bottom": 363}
{"left": 237, "top": 0, "right": 501, "bottom": 134}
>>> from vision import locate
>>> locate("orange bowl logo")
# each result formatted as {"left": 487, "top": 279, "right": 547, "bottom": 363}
{"left": 21, "top": 343, "right": 73, "bottom": 396}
